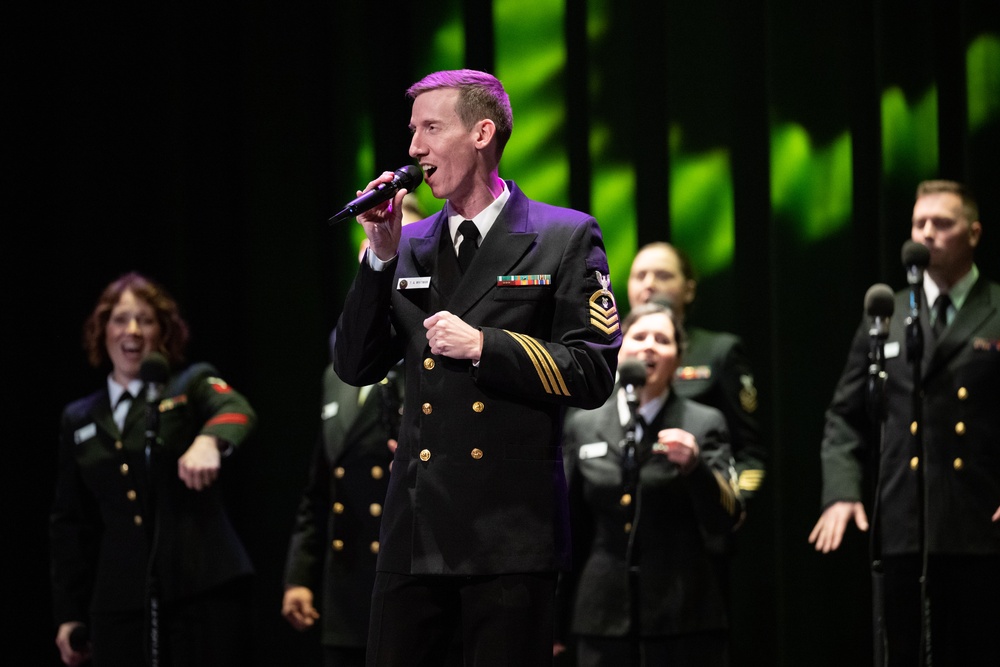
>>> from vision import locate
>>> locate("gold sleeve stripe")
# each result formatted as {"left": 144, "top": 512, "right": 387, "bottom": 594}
{"left": 505, "top": 331, "right": 571, "bottom": 397}
{"left": 713, "top": 469, "right": 740, "bottom": 517}
{"left": 738, "top": 469, "right": 765, "bottom": 492}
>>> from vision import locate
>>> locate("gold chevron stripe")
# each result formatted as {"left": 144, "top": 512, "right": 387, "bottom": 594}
{"left": 738, "top": 469, "right": 765, "bottom": 492}
{"left": 588, "top": 290, "right": 620, "bottom": 335}
{"left": 505, "top": 331, "right": 570, "bottom": 396}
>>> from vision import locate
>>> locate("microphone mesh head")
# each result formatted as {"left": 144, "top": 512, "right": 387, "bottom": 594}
{"left": 618, "top": 359, "right": 647, "bottom": 388}
{"left": 394, "top": 165, "right": 423, "bottom": 191}
{"left": 901, "top": 240, "right": 930, "bottom": 269}
{"left": 864, "top": 283, "right": 895, "bottom": 317}
{"left": 140, "top": 352, "right": 170, "bottom": 384}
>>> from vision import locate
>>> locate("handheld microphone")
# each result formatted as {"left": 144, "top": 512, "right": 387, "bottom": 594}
{"left": 901, "top": 241, "right": 930, "bottom": 363}
{"left": 328, "top": 165, "right": 423, "bottom": 225}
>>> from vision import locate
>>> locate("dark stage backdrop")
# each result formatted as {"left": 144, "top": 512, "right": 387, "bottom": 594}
{"left": 10, "top": 1, "right": 999, "bottom": 665}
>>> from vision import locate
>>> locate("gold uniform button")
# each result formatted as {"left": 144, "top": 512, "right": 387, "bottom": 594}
{"left": 419, "top": 449, "right": 431, "bottom": 462}
{"left": 126, "top": 490, "right": 137, "bottom": 502}
{"left": 133, "top": 515, "right": 143, "bottom": 526}
{"left": 910, "top": 456, "right": 920, "bottom": 470}
{"left": 910, "top": 421, "right": 919, "bottom": 436}
{"left": 332, "top": 539, "right": 344, "bottom": 551}
{"left": 371, "top": 466, "right": 384, "bottom": 480}
{"left": 115, "top": 440, "right": 124, "bottom": 450}
{"left": 955, "top": 422, "right": 966, "bottom": 435}
{"left": 370, "top": 541, "right": 380, "bottom": 554}
{"left": 334, "top": 466, "right": 346, "bottom": 479}
{"left": 472, "top": 401, "right": 485, "bottom": 413}
{"left": 120, "top": 463, "right": 129, "bottom": 475}
{"left": 422, "top": 403, "right": 433, "bottom": 415}
{"left": 953, "top": 458, "right": 964, "bottom": 470}
{"left": 423, "top": 358, "right": 436, "bottom": 370}
{"left": 620, "top": 493, "right": 632, "bottom": 507}
{"left": 333, "top": 502, "right": 345, "bottom": 514}
{"left": 370, "top": 503, "right": 382, "bottom": 517}
{"left": 470, "top": 448, "right": 484, "bottom": 460}
{"left": 624, "top": 522, "right": 632, "bottom": 534}
{"left": 957, "top": 387, "right": 968, "bottom": 400}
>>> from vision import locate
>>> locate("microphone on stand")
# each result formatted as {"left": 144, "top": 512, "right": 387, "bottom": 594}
{"left": 140, "top": 352, "right": 170, "bottom": 446}
{"left": 618, "top": 359, "right": 647, "bottom": 490}
{"left": 901, "top": 240, "right": 930, "bottom": 363}
{"left": 864, "top": 283, "right": 894, "bottom": 422}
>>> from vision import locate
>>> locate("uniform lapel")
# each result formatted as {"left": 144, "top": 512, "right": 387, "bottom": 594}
{"left": 92, "top": 391, "right": 119, "bottom": 439}
{"left": 924, "top": 278, "right": 995, "bottom": 379}
{"left": 446, "top": 190, "right": 537, "bottom": 319}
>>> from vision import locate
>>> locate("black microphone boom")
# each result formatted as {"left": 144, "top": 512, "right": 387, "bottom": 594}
{"left": 328, "top": 165, "right": 423, "bottom": 225}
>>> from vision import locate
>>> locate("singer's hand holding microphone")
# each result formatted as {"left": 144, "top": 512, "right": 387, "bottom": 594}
{"left": 328, "top": 165, "right": 424, "bottom": 262}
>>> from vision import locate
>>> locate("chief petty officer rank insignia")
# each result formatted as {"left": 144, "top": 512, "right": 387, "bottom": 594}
{"left": 589, "top": 272, "right": 619, "bottom": 336}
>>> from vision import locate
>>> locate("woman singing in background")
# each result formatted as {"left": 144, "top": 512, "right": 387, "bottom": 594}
{"left": 557, "top": 301, "right": 743, "bottom": 667}
{"left": 50, "top": 272, "right": 256, "bottom": 667}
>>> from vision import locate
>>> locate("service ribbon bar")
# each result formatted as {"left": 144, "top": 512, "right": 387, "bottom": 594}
{"left": 496, "top": 274, "right": 552, "bottom": 287}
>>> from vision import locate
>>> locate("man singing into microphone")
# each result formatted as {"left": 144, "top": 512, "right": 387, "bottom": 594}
{"left": 331, "top": 69, "right": 621, "bottom": 666}
{"left": 809, "top": 180, "right": 1000, "bottom": 666}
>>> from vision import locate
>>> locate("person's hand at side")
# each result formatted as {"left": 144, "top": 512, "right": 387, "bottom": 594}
{"left": 55, "top": 621, "right": 89, "bottom": 666}
{"left": 808, "top": 501, "right": 869, "bottom": 553}
{"left": 178, "top": 435, "right": 223, "bottom": 491}
{"left": 282, "top": 586, "right": 320, "bottom": 631}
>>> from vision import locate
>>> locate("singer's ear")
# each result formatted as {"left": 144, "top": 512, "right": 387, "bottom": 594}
{"left": 969, "top": 220, "right": 982, "bottom": 248}
{"left": 473, "top": 119, "right": 496, "bottom": 152}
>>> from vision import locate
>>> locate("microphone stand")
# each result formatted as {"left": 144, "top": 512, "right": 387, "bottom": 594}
{"left": 905, "top": 270, "right": 932, "bottom": 667}
{"left": 867, "top": 310, "right": 890, "bottom": 667}
{"left": 621, "top": 386, "right": 641, "bottom": 667}
{"left": 143, "top": 382, "right": 163, "bottom": 667}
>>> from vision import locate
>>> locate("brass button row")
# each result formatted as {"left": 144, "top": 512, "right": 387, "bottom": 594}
{"left": 331, "top": 502, "right": 382, "bottom": 517}
{"left": 910, "top": 421, "right": 967, "bottom": 437}
{"left": 330, "top": 539, "right": 381, "bottom": 554}
{"left": 910, "top": 456, "right": 966, "bottom": 471}
{"left": 420, "top": 402, "right": 486, "bottom": 415}
{"left": 332, "top": 466, "right": 385, "bottom": 479}
{"left": 418, "top": 449, "right": 486, "bottom": 462}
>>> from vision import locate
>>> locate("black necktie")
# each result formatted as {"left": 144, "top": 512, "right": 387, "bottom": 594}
{"left": 458, "top": 220, "right": 478, "bottom": 274}
{"left": 114, "top": 392, "right": 133, "bottom": 431}
{"left": 932, "top": 294, "right": 951, "bottom": 340}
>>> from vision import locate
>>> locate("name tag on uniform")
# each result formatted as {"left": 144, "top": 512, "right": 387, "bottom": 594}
{"left": 885, "top": 341, "right": 900, "bottom": 359}
{"left": 579, "top": 441, "right": 609, "bottom": 459}
{"left": 74, "top": 423, "right": 96, "bottom": 445}
{"left": 322, "top": 401, "right": 339, "bottom": 420}
{"left": 397, "top": 276, "right": 430, "bottom": 290}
